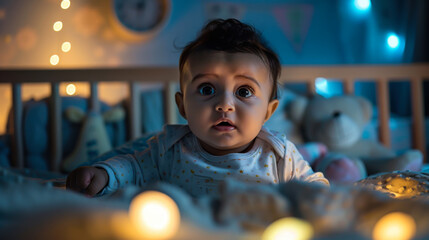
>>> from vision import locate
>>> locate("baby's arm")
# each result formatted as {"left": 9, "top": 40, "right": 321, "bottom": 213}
{"left": 92, "top": 153, "right": 144, "bottom": 195}
{"left": 67, "top": 134, "right": 162, "bottom": 196}
{"left": 283, "top": 141, "right": 330, "bottom": 186}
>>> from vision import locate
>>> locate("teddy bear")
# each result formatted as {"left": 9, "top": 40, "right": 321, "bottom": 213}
{"left": 286, "top": 94, "right": 423, "bottom": 184}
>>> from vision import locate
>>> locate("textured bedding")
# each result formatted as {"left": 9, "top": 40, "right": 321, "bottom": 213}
{"left": 2, "top": 166, "right": 429, "bottom": 240}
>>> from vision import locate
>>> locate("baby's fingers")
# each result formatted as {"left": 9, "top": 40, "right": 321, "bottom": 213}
{"left": 85, "top": 176, "right": 106, "bottom": 197}
{"left": 74, "top": 168, "right": 93, "bottom": 192}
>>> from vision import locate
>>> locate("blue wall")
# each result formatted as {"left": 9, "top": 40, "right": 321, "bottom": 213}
{"left": 0, "top": 0, "right": 427, "bottom": 68}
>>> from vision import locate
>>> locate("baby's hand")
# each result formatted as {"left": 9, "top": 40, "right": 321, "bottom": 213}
{"left": 66, "top": 166, "right": 108, "bottom": 197}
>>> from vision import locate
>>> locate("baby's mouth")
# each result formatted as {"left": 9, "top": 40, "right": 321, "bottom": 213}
{"left": 213, "top": 120, "right": 236, "bottom": 131}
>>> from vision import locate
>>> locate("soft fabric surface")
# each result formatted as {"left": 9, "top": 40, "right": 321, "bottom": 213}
{"left": 2, "top": 167, "right": 429, "bottom": 239}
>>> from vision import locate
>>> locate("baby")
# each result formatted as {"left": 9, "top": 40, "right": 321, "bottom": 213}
{"left": 66, "top": 18, "right": 329, "bottom": 197}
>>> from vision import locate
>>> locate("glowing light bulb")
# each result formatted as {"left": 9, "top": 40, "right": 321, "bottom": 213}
{"left": 262, "top": 217, "right": 314, "bottom": 240}
{"left": 66, "top": 84, "right": 76, "bottom": 95}
{"left": 354, "top": 0, "right": 371, "bottom": 11}
{"left": 387, "top": 34, "right": 400, "bottom": 49}
{"left": 129, "top": 191, "right": 180, "bottom": 239}
{"left": 61, "top": 0, "right": 70, "bottom": 9}
{"left": 315, "top": 77, "right": 328, "bottom": 92}
{"left": 50, "top": 54, "right": 59, "bottom": 65}
{"left": 53, "top": 21, "right": 63, "bottom": 32}
{"left": 62, "top": 42, "right": 71, "bottom": 52}
{"left": 373, "top": 212, "right": 416, "bottom": 240}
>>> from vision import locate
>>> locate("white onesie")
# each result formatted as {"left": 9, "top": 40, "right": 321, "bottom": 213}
{"left": 95, "top": 125, "right": 328, "bottom": 197}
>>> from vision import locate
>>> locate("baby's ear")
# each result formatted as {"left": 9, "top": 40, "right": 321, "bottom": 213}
{"left": 175, "top": 92, "right": 187, "bottom": 120}
{"left": 264, "top": 99, "right": 279, "bottom": 122}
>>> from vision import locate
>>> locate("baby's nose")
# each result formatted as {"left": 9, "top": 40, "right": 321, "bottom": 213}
{"left": 216, "top": 104, "right": 234, "bottom": 112}
{"left": 215, "top": 93, "right": 235, "bottom": 112}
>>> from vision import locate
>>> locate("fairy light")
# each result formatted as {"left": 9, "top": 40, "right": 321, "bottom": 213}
{"left": 262, "top": 217, "right": 314, "bottom": 240}
{"left": 372, "top": 212, "right": 416, "bottom": 240}
{"left": 66, "top": 84, "right": 76, "bottom": 95}
{"left": 50, "top": 54, "right": 59, "bottom": 65}
{"left": 53, "top": 21, "right": 63, "bottom": 32}
{"left": 61, "top": 0, "right": 71, "bottom": 9}
{"left": 62, "top": 42, "right": 71, "bottom": 52}
{"left": 129, "top": 191, "right": 180, "bottom": 239}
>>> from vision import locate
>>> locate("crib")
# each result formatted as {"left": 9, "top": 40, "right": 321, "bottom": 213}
{"left": 0, "top": 64, "right": 428, "bottom": 172}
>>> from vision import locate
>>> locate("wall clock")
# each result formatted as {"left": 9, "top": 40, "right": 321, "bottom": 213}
{"left": 109, "top": 0, "right": 171, "bottom": 42}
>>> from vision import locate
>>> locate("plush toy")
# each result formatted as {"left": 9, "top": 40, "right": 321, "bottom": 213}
{"left": 287, "top": 94, "right": 423, "bottom": 184}
{"left": 61, "top": 106, "right": 125, "bottom": 172}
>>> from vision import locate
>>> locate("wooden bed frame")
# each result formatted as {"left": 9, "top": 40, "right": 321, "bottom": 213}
{"left": 1, "top": 64, "right": 428, "bottom": 172}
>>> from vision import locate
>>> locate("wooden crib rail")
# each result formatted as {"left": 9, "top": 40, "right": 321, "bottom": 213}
{"left": 0, "top": 64, "right": 428, "bottom": 171}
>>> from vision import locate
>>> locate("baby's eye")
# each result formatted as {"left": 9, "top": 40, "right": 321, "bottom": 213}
{"left": 198, "top": 84, "right": 215, "bottom": 96}
{"left": 236, "top": 86, "right": 254, "bottom": 98}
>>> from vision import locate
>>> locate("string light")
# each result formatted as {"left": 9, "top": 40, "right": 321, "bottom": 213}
{"left": 129, "top": 191, "right": 180, "bottom": 239}
{"left": 262, "top": 217, "right": 314, "bottom": 240}
{"left": 372, "top": 212, "right": 416, "bottom": 240}
{"left": 50, "top": 54, "right": 59, "bottom": 65}
{"left": 61, "top": 0, "right": 71, "bottom": 10}
{"left": 66, "top": 84, "right": 76, "bottom": 95}
{"left": 53, "top": 21, "right": 63, "bottom": 32}
{"left": 62, "top": 42, "right": 71, "bottom": 52}
{"left": 51, "top": 1, "right": 71, "bottom": 65}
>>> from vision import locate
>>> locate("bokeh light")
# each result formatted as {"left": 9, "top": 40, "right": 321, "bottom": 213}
{"left": 61, "top": 0, "right": 71, "bottom": 9}
{"left": 315, "top": 77, "right": 328, "bottom": 93}
{"left": 50, "top": 54, "right": 59, "bottom": 65}
{"left": 66, "top": 84, "right": 76, "bottom": 95}
{"left": 53, "top": 21, "right": 63, "bottom": 31}
{"left": 62, "top": 42, "right": 71, "bottom": 52}
{"left": 387, "top": 34, "right": 400, "bottom": 49}
{"left": 129, "top": 191, "right": 180, "bottom": 239}
{"left": 372, "top": 212, "right": 416, "bottom": 240}
{"left": 262, "top": 217, "right": 314, "bottom": 240}
{"left": 354, "top": 0, "right": 371, "bottom": 11}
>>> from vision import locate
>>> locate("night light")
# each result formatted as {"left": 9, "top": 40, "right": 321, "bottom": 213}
{"left": 129, "top": 191, "right": 180, "bottom": 239}
{"left": 262, "top": 217, "right": 314, "bottom": 240}
{"left": 354, "top": 0, "right": 371, "bottom": 11}
{"left": 62, "top": 42, "right": 71, "bottom": 52}
{"left": 50, "top": 54, "right": 59, "bottom": 65}
{"left": 61, "top": 0, "right": 70, "bottom": 9}
{"left": 315, "top": 77, "right": 328, "bottom": 93}
{"left": 372, "top": 212, "right": 416, "bottom": 240}
{"left": 387, "top": 34, "right": 400, "bottom": 49}
{"left": 53, "top": 21, "right": 63, "bottom": 32}
{"left": 66, "top": 84, "right": 76, "bottom": 95}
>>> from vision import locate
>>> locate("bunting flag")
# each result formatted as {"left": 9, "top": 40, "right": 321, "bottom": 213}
{"left": 273, "top": 4, "right": 314, "bottom": 53}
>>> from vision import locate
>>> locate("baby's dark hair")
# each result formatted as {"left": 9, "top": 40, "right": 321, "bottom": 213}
{"left": 179, "top": 18, "right": 281, "bottom": 100}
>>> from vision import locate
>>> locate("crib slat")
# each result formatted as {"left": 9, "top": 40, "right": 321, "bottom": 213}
{"left": 376, "top": 79, "right": 391, "bottom": 147}
{"left": 90, "top": 82, "right": 100, "bottom": 113}
{"left": 165, "top": 81, "right": 177, "bottom": 124}
{"left": 11, "top": 83, "right": 24, "bottom": 168}
{"left": 344, "top": 78, "right": 355, "bottom": 94}
{"left": 50, "top": 82, "right": 62, "bottom": 171}
{"left": 411, "top": 77, "right": 426, "bottom": 161}
{"left": 307, "top": 79, "right": 316, "bottom": 94}
{"left": 128, "top": 82, "right": 141, "bottom": 140}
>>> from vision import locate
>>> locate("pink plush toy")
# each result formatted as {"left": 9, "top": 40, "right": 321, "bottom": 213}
{"left": 297, "top": 142, "right": 366, "bottom": 184}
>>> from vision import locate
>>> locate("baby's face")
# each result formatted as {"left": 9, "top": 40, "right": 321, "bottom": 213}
{"left": 176, "top": 50, "right": 278, "bottom": 155}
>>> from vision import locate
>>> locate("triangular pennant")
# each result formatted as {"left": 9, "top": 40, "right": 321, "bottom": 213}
{"left": 273, "top": 4, "right": 314, "bottom": 53}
